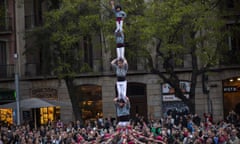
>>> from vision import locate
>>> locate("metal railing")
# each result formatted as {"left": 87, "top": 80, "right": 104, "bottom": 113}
{"left": 0, "top": 17, "right": 12, "bottom": 32}
{"left": 0, "top": 64, "right": 14, "bottom": 78}
{"left": 25, "top": 15, "right": 36, "bottom": 29}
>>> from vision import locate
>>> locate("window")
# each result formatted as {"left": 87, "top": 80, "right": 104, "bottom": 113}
{"left": 80, "top": 35, "right": 102, "bottom": 72}
{"left": 0, "top": 41, "right": 6, "bottom": 65}
{"left": 226, "top": 0, "right": 234, "bottom": 8}
{"left": 83, "top": 36, "right": 93, "bottom": 68}
{"left": 0, "top": 0, "right": 7, "bottom": 31}
{"left": 227, "top": 24, "right": 240, "bottom": 52}
{"left": 221, "top": 23, "right": 240, "bottom": 65}
{"left": 24, "top": 0, "right": 43, "bottom": 29}
{"left": 0, "top": 41, "right": 7, "bottom": 77}
{"left": 0, "top": 0, "right": 6, "bottom": 18}
{"left": 221, "top": 0, "right": 240, "bottom": 9}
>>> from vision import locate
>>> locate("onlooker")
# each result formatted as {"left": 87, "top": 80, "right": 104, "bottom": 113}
{"left": 228, "top": 129, "right": 239, "bottom": 144}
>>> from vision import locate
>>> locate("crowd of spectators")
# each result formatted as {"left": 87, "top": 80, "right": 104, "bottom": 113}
{"left": 0, "top": 110, "right": 239, "bottom": 144}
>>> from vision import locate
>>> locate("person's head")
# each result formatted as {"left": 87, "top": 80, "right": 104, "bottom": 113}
{"left": 116, "top": 31, "right": 123, "bottom": 37}
{"left": 115, "top": 5, "right": 122, "bottom": 11}
{"left": 117, "top": 98, "right": 125, "bottom": 107}
{"left": 117, "top": 58, "right": 124, "bottom": 67}
{"left": 231, "top": 129, "right": 238, "bottom": 136}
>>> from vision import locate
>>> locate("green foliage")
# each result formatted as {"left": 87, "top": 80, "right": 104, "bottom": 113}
{"left": 142, "top": 0, "right": 227, "bottom": 68}
{"left": 100, "top": 0, "right": 150, "bottom": 57}
{"left": 102, "top": 0, "right": 229, "bottom": 109}
{"left": 25, "top": 0, "right": 101, "bottom": 79}
{"left": 102, "top": 0, "right": 228, "bottom": 71}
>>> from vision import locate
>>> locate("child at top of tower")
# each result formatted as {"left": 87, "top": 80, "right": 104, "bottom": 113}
{"left": 110, "top": 0, "right": 127, "bottom": 32}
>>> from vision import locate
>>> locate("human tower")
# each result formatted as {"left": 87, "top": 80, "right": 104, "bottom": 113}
{"left": 107, "top": 1, "right": 166, "bottom": 143}
{"left": 110, "top": 0, "right": 130, "bottom": 132}
{"left": 110, "top": 0, "right": 128, "bottom": 102}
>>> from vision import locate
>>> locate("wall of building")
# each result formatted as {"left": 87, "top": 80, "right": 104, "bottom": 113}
{"left": 2, "top": 68, "right": 240, "bottom": 124}
{"left": 1, "top": 0, "right": 240, "bottom": 125}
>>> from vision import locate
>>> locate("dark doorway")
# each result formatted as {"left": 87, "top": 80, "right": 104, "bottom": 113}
{"left": 127, "top": 83, "right": 147, "bottom": 121}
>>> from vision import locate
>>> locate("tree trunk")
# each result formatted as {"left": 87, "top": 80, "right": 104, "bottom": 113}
{"left": 64, "top": 77, "right": 82, "bottom": 122}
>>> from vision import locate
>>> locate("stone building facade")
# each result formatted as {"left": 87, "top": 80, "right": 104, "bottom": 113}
{"left": 0, "top": 0, "right": 240, "bottom": 125}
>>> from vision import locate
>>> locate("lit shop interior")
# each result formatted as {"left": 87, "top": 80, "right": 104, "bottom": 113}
{"left": 0, "top": 89, "right": 15, "bottom": 124}
{"left": 223, "top": 77, "right": 240, "bottom": 117}
{"left": 0, "top": 107, "right": 60, "bottom": 125}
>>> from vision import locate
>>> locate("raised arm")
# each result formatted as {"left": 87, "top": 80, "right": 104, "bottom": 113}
{"left": 123, "top": 58, "right": 128, "bottom": 65}
{"left": 110, "top": 0, "right": 115, "bottom": 10}
{"left": 125, "top": 96, "right": 130, "bottom": 108}
{"left": 123, "top": 58, "right": 128, "bottom": 70}
{"left": 111, "top": 58, "right": 118, "bottom": 65}
{"left": 113, "top": 97, "right": 118, "bottom": 103}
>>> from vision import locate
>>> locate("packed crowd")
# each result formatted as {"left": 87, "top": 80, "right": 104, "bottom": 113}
{"left": 0, "top": 110, "right": 239, "bottom": 144}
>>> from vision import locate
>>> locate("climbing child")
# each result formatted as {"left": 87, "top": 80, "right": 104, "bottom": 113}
{"left": 115, "top": 31, "right": 125, "bottom": 59}
{"left": 113, "top": 97, "right": 131, "bottom": 128}
{"left": 111, "top": 57, "right": 128, "bottom": 101}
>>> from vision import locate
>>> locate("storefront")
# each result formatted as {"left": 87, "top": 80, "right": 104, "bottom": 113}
{"left": 31, "top": 88, "right": 61, "bottom": 126}
{"left": 40, "top": 106, "right": 60, "bottom": 124}
{"left": 161, "top": 81, "right": 190, "bottom": 116}
{"left": 76, "top": 85, "right": 103, "bottom": 122}
{"left": 223, "top": 77, "right": 240, "bottom": 117}
{"left": 0, "top": 88, "right": 15, "bottom": 124}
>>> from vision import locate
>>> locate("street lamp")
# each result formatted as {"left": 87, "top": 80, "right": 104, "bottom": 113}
{"left": 14, "top": 53, "right": 20, "bottom": 125}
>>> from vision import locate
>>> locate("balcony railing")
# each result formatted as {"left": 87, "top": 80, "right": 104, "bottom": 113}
{"left": 25, "top": 15, "right": 36, "bottom": 29}
{"left": 0, "top": 17, "right": 12, "bottom": 33}
{"left": 0, "top": 64, "right": 14, "bottom": 79}
{"left": 25, "top": 63, "right": 45, "bottom": 76}
{"left": 25, "top": 63, "right": 54, "bottom": 77}
{"left": 25, "top": 15, "right": 43, "bottom": 30}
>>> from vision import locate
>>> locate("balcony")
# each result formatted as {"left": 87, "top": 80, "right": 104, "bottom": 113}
{"left": 0, "top": 63, "right": 54, "bottom": 79}
{"left": 220, "top": 51, "right": 240, "bottom": 65}
{"left": 25, "top": 63, "right": 42, "bottom": 77}
{"left": 25, "top": 63, "right": 54, "bottom": 77}
{"left": 0, "top": 17, "right": 12, "bottom": 33}
{"left": 25, "top": 15, "right": 43, "bottom": 30}
{"left": 25, "top": 15, "right": 36, "bottom": 29}
{"left": 0, "top": 64, "right": 14, "bottom": 79}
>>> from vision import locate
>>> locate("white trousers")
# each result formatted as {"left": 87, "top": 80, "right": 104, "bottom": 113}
{"left": 116, "top": 47, "right": 125, "bottom": 59}
{"left": 118, "top": 121, "right": 130, "bottom": 127}
{"left": 115, "top": 20, "right": 123, "bottom": 32}
{"left": 116, "top": 81, "right": 127, "bottom": 100}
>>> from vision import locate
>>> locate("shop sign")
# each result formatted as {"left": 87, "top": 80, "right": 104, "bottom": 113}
{"left": 223, "top": 86, "right": 238, "bottom": 92}
{"left": 161, "top": 81, "right": 191, "bottom": 101}
{"left": 161, "top": 81, "right": 191, "bottom": 116}
{"left": 31, "top": 88, "right": 58, "bottom": 99}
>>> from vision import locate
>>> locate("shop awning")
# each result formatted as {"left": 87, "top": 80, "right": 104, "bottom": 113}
{"left": 0, "top": 97, "right": 70, "bottom": 109}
